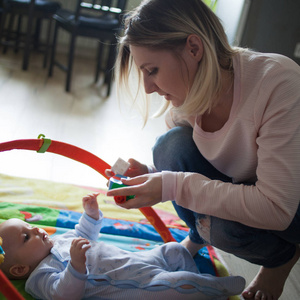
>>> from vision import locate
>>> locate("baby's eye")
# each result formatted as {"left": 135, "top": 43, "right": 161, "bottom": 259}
{"left": 24, "top": 234, "right": 29, "bottom": 242}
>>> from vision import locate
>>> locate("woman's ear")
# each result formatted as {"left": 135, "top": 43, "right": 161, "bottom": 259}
{"left": 9, "top": 264, "right": 30, "bottom": 278}
{"left": 185, "top": 34, "right": 203, "bottom": 62}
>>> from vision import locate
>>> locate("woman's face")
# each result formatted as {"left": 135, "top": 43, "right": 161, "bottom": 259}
{"left": 130, "top": 43, "right": 200, "bottom": 107}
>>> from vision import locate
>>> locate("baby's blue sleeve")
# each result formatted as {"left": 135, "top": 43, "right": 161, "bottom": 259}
{"left": 26, "top": 261, "right": 87, "bottom": 300}
{"left": 75, "top": 210, "right": 103, "bottom": 240}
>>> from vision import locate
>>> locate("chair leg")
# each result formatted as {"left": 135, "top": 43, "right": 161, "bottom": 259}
{"left": 3, "top": 12, "right": 15, "bottom": 54}
{"left": 43, "top": 18, "right": 52, "bottom": 68}
{"left": 48, "top": 20, "right": 58, "bottom": 77}
{"left": 65, "top": 32, "right": 76, "bottom": 92}
{"left": 22, "top": 1, "right": 35, "bottom": 70}
{"left": 34, "top": 18, "right": 41, "bottom": 51}
{"left": 95, "top": 41, "right": 103, "bottom": 83}
{"left": 14, "top": 14, "right": 22, "bottom": 53}
{"left": 22, "top": 19, "right": 33, "bottom": 70}
{"left": 105, "top": 42, "right": 116, "bottom": 97}
{"left": 0, "top": 10, "right": 7, "bottom": 49}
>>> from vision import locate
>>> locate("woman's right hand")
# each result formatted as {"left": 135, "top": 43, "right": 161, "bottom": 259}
{"left": 105, "top": 158, "right": 149, "bottom": 178}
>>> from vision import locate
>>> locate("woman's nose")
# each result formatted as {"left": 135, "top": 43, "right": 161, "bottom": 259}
{"left": 144, "top": 77, "right": 157, "bottom": 94}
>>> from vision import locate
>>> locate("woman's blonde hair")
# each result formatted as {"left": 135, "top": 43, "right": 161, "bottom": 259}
{"left": 116, "top": 0, "right": 238, "bottom": 122}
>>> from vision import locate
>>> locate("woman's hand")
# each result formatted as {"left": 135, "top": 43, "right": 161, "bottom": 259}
{"left": 105, "top": 158, "right": 149, "bottom": 178}
{"left": 106, "top": 172, "right": 163, "bottom": 209}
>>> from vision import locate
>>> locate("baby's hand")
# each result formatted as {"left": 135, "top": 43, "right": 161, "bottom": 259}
{"left": 70, "top": 237, "right": 91, "bottom": 274}
{"left": 82, "top": 193, "right": 100, "bottom": 220}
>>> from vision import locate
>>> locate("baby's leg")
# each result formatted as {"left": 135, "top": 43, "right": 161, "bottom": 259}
{"left": 152, "top": 270, "right": 245, "bottom": 299}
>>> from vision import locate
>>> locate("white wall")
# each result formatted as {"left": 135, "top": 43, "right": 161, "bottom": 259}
{"left": 215, "top": 0, "right": 251, "bottom": 46}
{"left": 127, "top": 0, "right": 142, "bottom": 10}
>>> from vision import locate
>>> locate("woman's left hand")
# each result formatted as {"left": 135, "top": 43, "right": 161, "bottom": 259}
{"left": 106, "top": 173, "right": 163, "bottom": 209}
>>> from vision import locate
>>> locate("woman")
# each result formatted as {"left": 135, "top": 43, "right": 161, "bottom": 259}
{"left": 106, "top": 0, "right": 300, "bottom": 299}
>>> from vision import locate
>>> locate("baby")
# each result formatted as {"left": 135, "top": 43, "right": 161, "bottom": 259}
{"left": 0, "top": 194, "right": 245, "bottom": 300}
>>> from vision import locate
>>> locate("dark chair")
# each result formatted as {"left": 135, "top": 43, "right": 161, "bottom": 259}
{"left": 0, "top": 0, "right": 5, "bottom": 25}
{"left": 0, "top": 1, "right": 3, "bottom": 23}
{"left": 0, "top": 0, "right": 61, "bottom": 70}
{"left": 48, "top": 0, "right": 127, "bottom": 96}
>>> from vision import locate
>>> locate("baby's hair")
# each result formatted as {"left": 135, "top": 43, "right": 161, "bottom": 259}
{"left": 116, "top": 0, "right": 239, "bottom": 122}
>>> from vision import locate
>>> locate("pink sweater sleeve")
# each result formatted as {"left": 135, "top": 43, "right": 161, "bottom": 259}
{"left": 162, "top": 51, "right": 300, "bottom": 231}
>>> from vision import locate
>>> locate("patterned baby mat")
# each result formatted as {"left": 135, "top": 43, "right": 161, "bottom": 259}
{"left": 0, "top": 173, "right": 239, "bottom": 300}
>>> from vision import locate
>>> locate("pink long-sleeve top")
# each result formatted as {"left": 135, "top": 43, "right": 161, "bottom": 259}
{"left": 162, "top": 49, "right": 300, "bottom": 231}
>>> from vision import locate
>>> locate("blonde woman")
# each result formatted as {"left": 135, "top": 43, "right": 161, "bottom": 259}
{"left": 106, "top": 0, "right": 300, "bottom": 299}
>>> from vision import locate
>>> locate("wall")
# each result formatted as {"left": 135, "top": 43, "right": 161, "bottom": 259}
{"left": 127, "top": 0, "right": 142, "bottom": 10}
{"left": 215, "top": 0, "right": 251, "bottom": 46}
{"left": 239, "top": 0, "right": 300, "bottom": 65}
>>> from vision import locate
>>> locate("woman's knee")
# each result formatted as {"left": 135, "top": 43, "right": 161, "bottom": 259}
{"left": 153, "top": 127, "right": 232, "bottom": 181}
{"left": 272, "top": 202, "right": 300, "bottom": 244}
{"left": 207, "top": 216, "right": 296, "bottom": 267}
{"left": 153, "top": 126, "right": 196, "bottom": 172}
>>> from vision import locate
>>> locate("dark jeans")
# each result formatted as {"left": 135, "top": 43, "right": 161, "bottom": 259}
{"left": 153, "top": 126, "right": 300, "bottom": 268}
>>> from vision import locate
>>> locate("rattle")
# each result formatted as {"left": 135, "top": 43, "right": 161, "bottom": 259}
{"left": 0, "top": 236, "right": 25, "bottom": 299}
{"left": 0, "top": 237, "right": 4, "bottom": 264}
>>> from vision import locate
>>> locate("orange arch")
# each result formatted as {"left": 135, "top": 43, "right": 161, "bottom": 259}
{"left": 0, "top": 138, "right": 176, "bottom": 243}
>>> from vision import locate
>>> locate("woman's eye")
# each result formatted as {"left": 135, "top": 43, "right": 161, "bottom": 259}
{"left": 148, "top": 68, "right": 158, "bottom": 76}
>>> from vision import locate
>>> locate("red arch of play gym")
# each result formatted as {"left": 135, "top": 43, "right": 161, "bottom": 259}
{"left": 0, "top": 136, "right": 176, "bottom": 243}
{"left": 0, "top": 136, "right": 176, "bottom": 300}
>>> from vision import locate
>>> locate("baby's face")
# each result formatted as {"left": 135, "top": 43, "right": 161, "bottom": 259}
{"left": 0, "top": 218, "right": 53, "bottom": 271}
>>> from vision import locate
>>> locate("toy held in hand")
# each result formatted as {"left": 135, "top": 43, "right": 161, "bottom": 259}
{"left": 111, "top": 157, "right": 130, "bottom": 176}
{"left": 108, "top": 174, "right": 135, "bottom": 204}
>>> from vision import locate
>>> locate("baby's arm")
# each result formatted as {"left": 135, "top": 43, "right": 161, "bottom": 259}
{"left": 70, "top": 237, "right": 91, "bottom": 274}
{"left": 75, "top": 193, "right": 103, "bottom": 241}
{"left": 82, "top": 193, "right": 100, "bottom": 220}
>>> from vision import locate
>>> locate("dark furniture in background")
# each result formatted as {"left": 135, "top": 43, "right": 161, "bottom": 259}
{"left": 0, "top": 0, "right": 61, "bottom": 70}
{"left": 48, "top": 0, "right": 127, "bottom": 96}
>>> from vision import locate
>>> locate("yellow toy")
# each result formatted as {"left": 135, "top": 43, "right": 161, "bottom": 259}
{"left": 0, "top": 236, "right": 4, "bottom": 264}
{"left": 0, "top": 236, "right": 25, "bottom": 299}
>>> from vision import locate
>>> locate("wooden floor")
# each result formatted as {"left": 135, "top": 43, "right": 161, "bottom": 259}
{"left": 0, "top": 50, "right": 166, "bottom": 188}
{"left": 0, "top": 50, "right": 299, "bottom": 299}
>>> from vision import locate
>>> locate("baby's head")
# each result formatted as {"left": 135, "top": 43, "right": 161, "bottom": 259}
{"left": 0, "top": 218, "right": 53, "bottom": 279}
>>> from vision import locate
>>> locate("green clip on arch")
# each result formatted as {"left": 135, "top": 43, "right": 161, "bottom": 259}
{"left": 37, "top": 134, "right": 52, "bottom": 153}
{"left": 0, "top": 135, "right": 176, "bottom": 244}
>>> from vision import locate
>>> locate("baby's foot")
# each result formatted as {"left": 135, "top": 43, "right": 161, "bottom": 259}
{"left": 218, "top": 275, "right": 246, "bottom": 297}
{"left": 242, "top": 245, "right": 300, "bottom": 300}
{"left": 191, "top": 273, "right": 246, "bottom": 299}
